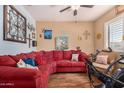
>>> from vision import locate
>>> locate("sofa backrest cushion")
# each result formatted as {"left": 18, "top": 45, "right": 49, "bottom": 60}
{"left": 63, "top": 50, "right": 72, "bottom": 60}
{"left": 44, "top": 51, "right": 54, "bottom": 62}
{"left": 71, "top": 50, "right": 81, "bottom": 61}
{"left": 0, "top": 55, "right": 16, "bottom": 67}
{"left": 53, "top": 51, "right": 63, "bottom": 61}
{"left": 35, "top": 52, "right": 47, "bottom": 65}
{"left": 79, "top": 52, "right": 88, "bottom": 62}
{"left": 9, "top": 54, "right": 27, "bottom": 62}
{"left": 31, "top": 51, "right": 42, "bottom": 57}
{"left": 24, "top": 52, "right": 37, "bottom": 59}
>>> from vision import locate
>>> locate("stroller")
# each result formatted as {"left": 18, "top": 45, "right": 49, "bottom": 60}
{"left": 85, "top": 48, "right": 124, "bottom": 88}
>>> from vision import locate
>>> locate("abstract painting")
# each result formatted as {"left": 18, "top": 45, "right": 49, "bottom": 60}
{"left": 55, "top": 36, "right": 68, "bottom": 50}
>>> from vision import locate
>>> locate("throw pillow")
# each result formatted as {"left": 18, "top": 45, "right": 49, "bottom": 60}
{"left": 26, "top": 64, "right": 39, "bottom": 70}
{"left": 71, "top": 54, "right": 79, "bottom": 61}
{"left": 95, "top": 55, "right": 108, "bottom": 65}
{"left": 17, "top": 59, "right": 38, "bottom": 69}
{"left": 23, "top": 58, "right": 37, "bottom": 66}
{"left": 17, "top": 59, "right": 26, "bottom": 68}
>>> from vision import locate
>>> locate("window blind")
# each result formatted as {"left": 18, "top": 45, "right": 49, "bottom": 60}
{"left": 109, "top": 19, "right": 123, "bottom": 43}
{"left": 108, "top": 18, "right": 124, "bottom": 51}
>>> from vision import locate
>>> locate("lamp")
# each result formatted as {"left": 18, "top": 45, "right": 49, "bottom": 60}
{"left": 71, "top": 5, "right": 80, "bottom": 10}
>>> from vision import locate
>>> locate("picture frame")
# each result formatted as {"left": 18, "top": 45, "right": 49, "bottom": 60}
{"left": 3, "top": 5, "right": 27, "bottom": 43}
{"left": 43, "top": 29, "right": 52, "bottom": 39}
{"left": 32, "top": 32, "right": 35, "bottom": 39}
{"left": 55, "top": 36, "right": 68, "bottom": 50}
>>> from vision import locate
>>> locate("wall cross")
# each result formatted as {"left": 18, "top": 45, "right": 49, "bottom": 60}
{"left": 83, "top": 30, "right": 90, "bottom": 40}
{"left": 26, "top": 34, "right": 32, "bottom": 48}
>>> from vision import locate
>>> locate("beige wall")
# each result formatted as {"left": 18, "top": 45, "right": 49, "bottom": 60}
{"left": 94, "top": 7, "right": 117, "bottom": 50}
{"left": 36, "top": 21, "right": 95, "bottom": 53}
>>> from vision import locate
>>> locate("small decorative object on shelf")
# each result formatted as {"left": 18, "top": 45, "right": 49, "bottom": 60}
{"left": 76, "top": 46, "right": 81, "bottom": 51}
{"left": 3, "top": 5, "right": 27, "bottom": 43}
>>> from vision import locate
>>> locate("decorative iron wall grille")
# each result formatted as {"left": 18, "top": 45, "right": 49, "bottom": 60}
{"left": 3, "top": 5, "right": 27, "bottom": 43}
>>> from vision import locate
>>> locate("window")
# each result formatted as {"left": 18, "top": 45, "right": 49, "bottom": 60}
{"left": 105, "top": 17, "right": 124, "bottom": 52}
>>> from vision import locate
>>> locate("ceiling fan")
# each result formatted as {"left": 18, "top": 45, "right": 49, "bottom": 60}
{"left": 59, "top": 5, "right": 94, "bottom": 16}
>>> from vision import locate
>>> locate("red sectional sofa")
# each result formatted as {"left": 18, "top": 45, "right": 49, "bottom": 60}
{"left": 0, "top": 50, "right": 88, "bottom": 88}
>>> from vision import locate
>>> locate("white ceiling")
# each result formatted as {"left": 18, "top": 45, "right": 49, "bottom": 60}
{"left": 24, "top": 5, "right": 115, "bottom": 21}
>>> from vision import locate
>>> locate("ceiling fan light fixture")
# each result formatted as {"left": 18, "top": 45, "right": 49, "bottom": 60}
{"left": 71, "top": 5, "right": 80, "bottom": 10}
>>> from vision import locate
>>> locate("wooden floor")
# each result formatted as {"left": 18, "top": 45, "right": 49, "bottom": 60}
{"left": 48, "top": 73, "right": 101, "bottom": 88}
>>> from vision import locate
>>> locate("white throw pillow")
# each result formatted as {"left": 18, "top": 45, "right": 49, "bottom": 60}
{"left": 17, "top": 59, "right": 26, "bottom": 68}
{"left": 95, "top": 55, "right": 108, "bottom": 65}
{"left": 26, "top": 64, "right": 39, "bottom": 70}
{"left": 71, "top": 54, "right": 79, "bottom": 61}
{"left": 17, "top": 59, "right": 38, "bottom": 69}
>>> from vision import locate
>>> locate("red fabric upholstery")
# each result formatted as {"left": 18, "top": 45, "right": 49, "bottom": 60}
{"left": 35, "top": 53, "right": 46, "bottom": 65}
{"left": 0, "top": 66, "right": 41, "bottom": 80}
{"left": 53, "top": 51, "right": 63, "bottom": 61}
{"left": 32, "top": 51, "right": 42, "bottom": 56}
{"left": 56, "top": 67, "right": 86, "bottom": 73}
{"left": 9, "top": 54, "right": 26, "bottom": 62}
{"left": 63, "top": 50, "right": 72, "bottom": 60}
{"left": 44, "top": 51, "right": 54, "bottom": 62}
{"left": 79, "top": 52, "right": 88, "bottom": 62}
{"left": 24, "top": 52, "right": 37, "bottom": 59}
{"left": 0, "top": 56, "right": 16, "bottom": 67}
{"left": 56, "top": 60, "right": 85, "bottom": 67}
{"left": 0, "top": 50, "right": 87, "bottom": 88}
{"left": 0, "top": 66, "right": 45, "bottom": 88}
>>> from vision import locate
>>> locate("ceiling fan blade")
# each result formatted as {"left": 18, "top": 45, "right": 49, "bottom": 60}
{"left": 80, "top": 5, "right": 94, "bottom": 8}
{"left": 59, "top": 6, "right": 71, "bottom": 12}
{"left": 74, "top": 10, "right": 77, "bottom": 16}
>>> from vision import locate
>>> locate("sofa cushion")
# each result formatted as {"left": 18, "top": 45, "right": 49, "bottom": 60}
{"left": 71, "top": 54, "right": 79, "bottom": 61}
{"left": 31, "top": 51, "right": 42, "bottom": 57}
{"left": 9, "top": 54, "right": 27, "bottom": 62}
{"left": 24, "top": 52, "right": 37, "bottom": 59}
{"left": 53, "top": 51, "right": 63, "bottom": 61}
{"left": 0, "top": 66, "right": 41, "bottom": 80}
{"left": 23, "top": 58, "right": 37, "bottom": 66}
{"left": 35, "top": 53, "right": 46, "bottom": 65}
{"left": 79, "top": 52, "right": 88, "bottom": 62}
{"left": 17, "top": 59, "right": 26, "bottom": 68}
{"left": 44, "top": 51, "right": 54, "bottom": 62}
{"left": 95, "top": 55, "right": 108, "bottom": 65}
{"left": 38, "top": 64, "right": 51, "bottom": 75}
{"left": 63, "top": 50, "right": 72, "bottom": 60}
{"left": 56, "top": 60, "right": 85, "bottom": 67}
{"left": 0, "top": 56, "right": 16, "bottom": 67}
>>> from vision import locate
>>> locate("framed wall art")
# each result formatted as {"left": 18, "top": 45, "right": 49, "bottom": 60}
{"left": 32, "top": 32, "right": 35, "bottom": 39}
{"left": 43, "top": 29, "right": 52, "bottom": 39}
{"left": 55, "top": 36, "right": 68, "bottom": 50}
{"left": 3, "top": 5, "right": 27, "bottom": 43}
